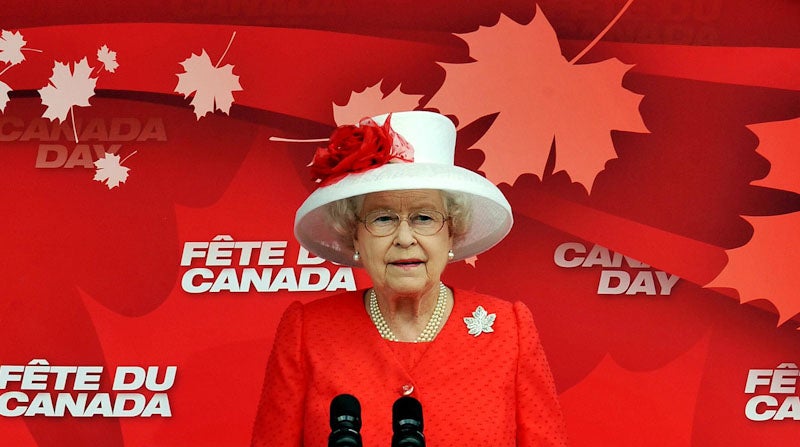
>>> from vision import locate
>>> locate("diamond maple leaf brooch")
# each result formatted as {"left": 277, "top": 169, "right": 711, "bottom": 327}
{"left": 463, "top": 306, "right": 496, "bottom": 337}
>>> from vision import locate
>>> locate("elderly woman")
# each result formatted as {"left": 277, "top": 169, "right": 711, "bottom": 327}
{"left": 252, "top": 111, "right": 566, "bottom": 446}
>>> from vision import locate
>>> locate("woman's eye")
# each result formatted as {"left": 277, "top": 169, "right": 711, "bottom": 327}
{"left": 412, "top": 212, "right": 436, "bottom": 223}
{"left": 371, "top": 214, "right": 396, "bottom": 224}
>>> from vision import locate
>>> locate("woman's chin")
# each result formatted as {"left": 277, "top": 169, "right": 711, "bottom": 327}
{"left": 382, "top": 277, "right": 436, "bottom": 297}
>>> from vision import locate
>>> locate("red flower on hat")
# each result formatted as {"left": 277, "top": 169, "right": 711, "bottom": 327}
{"left": 310, "top": 114, "right": 413, "bottom": 186}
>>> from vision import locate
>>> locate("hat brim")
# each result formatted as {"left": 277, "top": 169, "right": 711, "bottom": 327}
{"left": 294, "top": 162, "right": 513, "bottom": 266}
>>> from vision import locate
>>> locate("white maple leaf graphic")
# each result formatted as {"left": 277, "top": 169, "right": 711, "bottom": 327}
{"left": 97, "top": 45, "right": 119, "bottom": 73}
{"left": 174, "top": 32, "right": 242, "bottom": 120}
{"left": 463, "top": 305, "right": 496, "bottom": 337}
{"left": 38, "top": 58, "right": 97, "bottom": 142}
{"left": 0, "top": 80, "right": 10, "bottom": 112}
{"left": 0, "top": 30, "right": 27, "bottom": 66}
{"left": 93, "top": 151, "right": 136, "bottom": 189}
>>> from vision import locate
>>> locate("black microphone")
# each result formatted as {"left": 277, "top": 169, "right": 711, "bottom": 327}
{"left": 392, "top": 396, "right": 425, "bottom": 447}
{"left": 329, "top": 394, "right": 362, "bottom": 447}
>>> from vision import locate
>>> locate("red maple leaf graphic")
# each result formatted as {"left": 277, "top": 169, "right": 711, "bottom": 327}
{"left": 430, "top": 6, "right": 647, "bottom": 189}
{"left": 333, "top": 80, "right": 424, "bottom": 126}
{"left": 708, "top": 118, "right": 800, "bottom": 324}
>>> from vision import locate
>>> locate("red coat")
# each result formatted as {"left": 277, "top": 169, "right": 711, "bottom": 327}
{"left": 251, "top": 287, "right": 566, "bottom": 446}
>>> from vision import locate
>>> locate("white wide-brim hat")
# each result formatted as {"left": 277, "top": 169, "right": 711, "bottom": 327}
{"left": 294, "top": 110, "right": 513, "bottom": 266}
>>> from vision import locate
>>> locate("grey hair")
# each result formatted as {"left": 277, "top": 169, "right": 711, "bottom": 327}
{"left": 325, "top": 190, "right": 472, "bottom": 252}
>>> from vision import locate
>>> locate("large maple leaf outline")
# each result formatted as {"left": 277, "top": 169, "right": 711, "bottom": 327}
{"left": 270, "top": 80, "right": 423, "bottom": 144}
{"left": 333, "top": 81, "right": 424, "bottom": 126}
{"left": 708, "top": 118, "right": 800, "bottom": 324}
{"left": 749, "top": 118, "right": 800, "bottom": 193}
{"left": 38, "top": 58, "right": 97, "bottom": 122}
{"left": 175, "top": 49, "right": 242, "bottom": 120}
{"left": 710, "top": 214, "right": 800, "bottom": 325}
{"left": 430, "top": 6, "right": 648, "bottom": 189}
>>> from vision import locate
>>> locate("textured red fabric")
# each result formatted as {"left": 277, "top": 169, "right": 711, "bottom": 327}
{"left": 251, "top": 288, "right": 567, "bottom": 446}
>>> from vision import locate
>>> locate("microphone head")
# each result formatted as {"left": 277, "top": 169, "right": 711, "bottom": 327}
{"left": 330, "top": 394, "right": 362, "bottom": 431}
{"left": 392, "top": 396, "right": 424, "bottom": 432}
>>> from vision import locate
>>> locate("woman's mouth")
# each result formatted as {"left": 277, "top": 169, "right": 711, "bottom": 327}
{"left": 390, "top": 259, "right": 424, "bottom": 268}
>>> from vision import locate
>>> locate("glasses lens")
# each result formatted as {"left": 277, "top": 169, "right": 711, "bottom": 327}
{"left": 365, "top": 211, "right": 399, "bottom": 236}
{"left": 409, "top": 210, "right": 445, "bottom": 235}
{"left": 363, "top": 210, "right": 446, "bottom": 236}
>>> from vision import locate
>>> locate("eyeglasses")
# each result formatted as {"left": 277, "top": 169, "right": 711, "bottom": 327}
{"left": 360, "top": 209, "right": 449, "bottom": 237}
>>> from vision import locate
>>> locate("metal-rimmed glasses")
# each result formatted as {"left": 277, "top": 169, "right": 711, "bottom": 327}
{"left": 360, "top": 209, "right": 449, "bottom": 237}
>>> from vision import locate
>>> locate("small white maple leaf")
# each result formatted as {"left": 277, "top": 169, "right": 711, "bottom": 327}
{"left": 463, "top": 305, "right": 496, "bottom": 337}
{"left": 38, "top": 58, "right": 97, "bottom": 122}
{"left": 97, "top": 45, "right": 119, "bottom": 73}
{"left": 38, "top": 58, "right": 97, "bottom": 143}
{"left": 174, "top": 49, "right": 242, "bottom": 120}
{"left": 0, "top": 30, "right": 27, "bottom": 66}
{"left": 93, "top": 151, "right": 135, "bottom": 189}
{"left": 0, "top": 80, "right": 10, "bottom": 112}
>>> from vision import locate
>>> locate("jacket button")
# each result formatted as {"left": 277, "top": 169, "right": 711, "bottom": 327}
{"left": 401, "top": 383, "right": 414, "bottom": 396}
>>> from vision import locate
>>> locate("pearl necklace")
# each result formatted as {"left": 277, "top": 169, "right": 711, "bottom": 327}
{"left": 368, "top": 282, "right": 448, "bottom": 343}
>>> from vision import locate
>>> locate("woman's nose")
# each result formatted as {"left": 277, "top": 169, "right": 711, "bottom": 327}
{"left": 393, "top": 219, "right": 417, "bottom": 246}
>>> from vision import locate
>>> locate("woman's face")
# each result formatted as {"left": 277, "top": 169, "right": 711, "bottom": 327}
{"left": 354, "top": 189, "right": 453, "bottom": 299}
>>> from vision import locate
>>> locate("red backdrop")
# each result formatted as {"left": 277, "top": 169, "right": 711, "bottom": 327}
{"left": 1, "top": 0, "right": 799, "bottom": 445}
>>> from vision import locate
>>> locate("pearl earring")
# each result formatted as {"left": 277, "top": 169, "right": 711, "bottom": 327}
{"left": 353, "top": 251, "right": 360, "bottom": 262}
{"left": 448, "top": 249, "right": 454, "bottom": 260}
